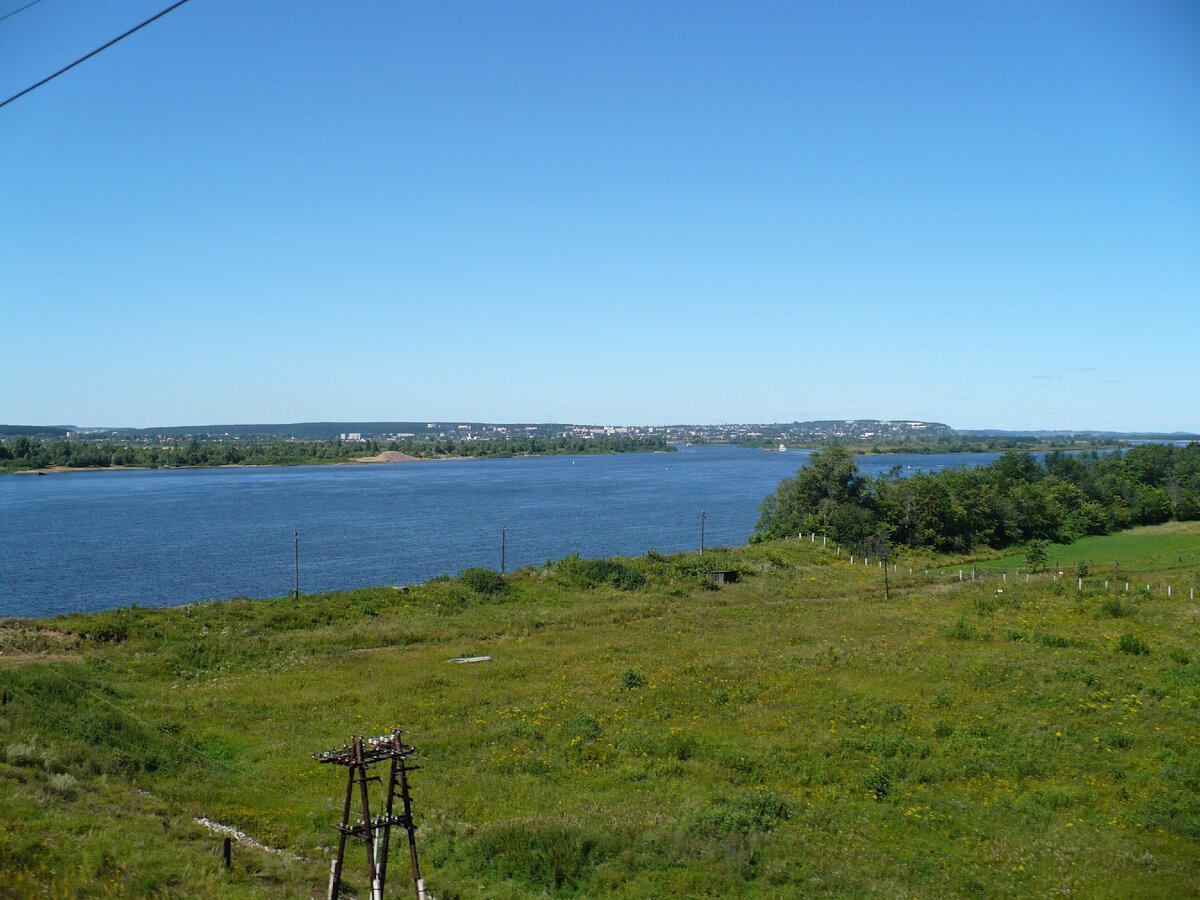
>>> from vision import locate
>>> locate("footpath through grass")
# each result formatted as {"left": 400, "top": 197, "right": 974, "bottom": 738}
{"left": 2, "top": 524, "right": 1199, "bottom": 898}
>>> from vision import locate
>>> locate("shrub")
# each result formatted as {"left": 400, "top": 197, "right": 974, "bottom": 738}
{"left": 558, "top": 556, "right": 645, "bottom": 591}
{"left": 949, "top": 618, "right": 978, "bottom": 640}
{"left": 1097, "top": 596, "right": 1131, "bottom": 618}
{"left": 468, "top": 822, "right": 621, "bottom": 893}
{"left": 1035, "top": 631, "right": 1072, "bottom": 648}
{"left": 972, "top": 596, "right": 1000, "bottom": 615}
{"left": 46, "top": 772, "right": 78, "bottom": 799}
{"left": 620, "top": 669, "right": 647, "bottom": 690}
{"left": 1170, "top": 648, "right": 1192, "bottom": 665}
{"left": 662, "top": 730, "right": 698, "bottom": 761}
{"left": 460, "top": 568, "right": 509, "bottom": 596}
{"left": 561, "top": 712, "right": 601, "bottom": 742}
{"left": 863, "top": 767, "right": 893, "bottom": 801}
{"left": 692, "top": 792, "right": 792, "bottom": 834}
{"left": 6, "top": 742, "right": 40, "bottom": 767}
{"left": 1118, "top": 633, "right": 1151, "bottom": 656}
{"left": 82, "top": 616, "right": 129, "bottom": 644}
{"left": 1105, "top": 731, "right": 1135, "bottom": 749}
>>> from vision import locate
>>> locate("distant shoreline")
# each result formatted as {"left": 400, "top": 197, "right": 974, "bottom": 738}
{"left": 8, "top": 454, "right": 457, "bottom": 476}
{"left": 4, "top": 447, "right": 671, "bottom": 476}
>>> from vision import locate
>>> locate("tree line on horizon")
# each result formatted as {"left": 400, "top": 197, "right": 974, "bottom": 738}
{"left": 753, "top": 443, "right": 1200, "bottom": 552}
{"left": 0, "top": 435, "right": 671, "bottom": 471}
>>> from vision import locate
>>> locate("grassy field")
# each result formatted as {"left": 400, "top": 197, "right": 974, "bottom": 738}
{"left": 2, "top": 524, "right": 1199, "bottom": 898}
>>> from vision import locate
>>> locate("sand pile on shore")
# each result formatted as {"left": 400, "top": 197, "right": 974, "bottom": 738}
{"left": 353, "top": 450, "right": 422, "bottom": 464}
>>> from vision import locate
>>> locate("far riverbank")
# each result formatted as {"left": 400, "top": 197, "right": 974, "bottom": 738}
{"left": 0, "top": 435, "right": 674, "bottom": 475}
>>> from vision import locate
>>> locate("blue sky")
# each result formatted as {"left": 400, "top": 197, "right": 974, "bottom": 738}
{"left": 2, "top": 1, "right": 1197, "bottom": 431}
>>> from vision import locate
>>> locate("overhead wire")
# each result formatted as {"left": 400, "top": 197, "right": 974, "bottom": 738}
{"left": 0, "top": 0, "right": 192, "bottom": 110}
{"left": 0, "top": 0, "right": 47, "bottom": 25}
{"left": 0, "top": 637, "right": 351, "bottom": 818}
{"left": 1, "top": 679, "right": 169, "bottom": 766}
{"left": 0, "top": 637, "right": 292, "bottom": 790}
{"left": 0, "top": 677, "right": 328, "bottom": 858}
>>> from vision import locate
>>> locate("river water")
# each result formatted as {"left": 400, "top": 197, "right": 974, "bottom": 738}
{"left": 1, "top": 445, "right": 1010, "bottom": 619}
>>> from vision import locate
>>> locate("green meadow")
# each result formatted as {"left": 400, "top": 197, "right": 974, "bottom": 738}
{"left": 2, "top": 524, "right": 1199, "bottom": 898}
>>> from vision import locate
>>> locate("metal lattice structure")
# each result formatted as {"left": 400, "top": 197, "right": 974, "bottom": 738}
{"left": 315, "top": 730, "right": 425, "bottom": 900}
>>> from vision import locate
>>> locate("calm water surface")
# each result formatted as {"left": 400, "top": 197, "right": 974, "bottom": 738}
{"left": 1, "top": 446, "right": 1008, "bottom": 618}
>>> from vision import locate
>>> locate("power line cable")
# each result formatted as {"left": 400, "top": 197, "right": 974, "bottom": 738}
{"left": 0, "top": 0, "right": 192, "bottom": 110}
{"left": 0, "top": 0, "right": 47, "bottom": 24}
{"left": 0, "top": 678, "right": 324, "bottom": 858}
{"left": 0, "top": 680, "right": 168, "bottom": 769}
{"left": 0, "top": 637, "right": 284, "bottom": 788}
{"left": 0, "top": 639, "right": 349, "bottom": 817}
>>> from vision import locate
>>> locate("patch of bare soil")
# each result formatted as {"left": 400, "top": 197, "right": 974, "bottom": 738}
{"left": 353, "top": 450, "right": 423, "bottom": 464}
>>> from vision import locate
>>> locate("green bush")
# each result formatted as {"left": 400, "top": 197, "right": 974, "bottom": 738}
{"left": 1118, "top": 633, "right": 1151, "bottom": 656}
{"left": 558, "top": 556, "right": 645, "bottom": 591}
{"left": 949, "top": 618, "right": 979, "bottom": 640}
{"left": 692, "top": 792, "right": 792, "bottom": 834}
{"left": 460, "top": 568, "right": 509, "bottom": 596}
{"left": 561, "top": 712, "right": 601, "bottom": 742}
{"left": 620, "top": 669, "right": 647, "bottom": 690}
{"left": 1035, "top": 631, "right": 1073, "bottom": 648}
{"left": 863, "top": 767, "right": 894, "bottom": 800}
{"left": 467, "top": 822, "right": 622, "bottom": 893}
{"left": 1097, "top": 596, "right": 1131, "bottom": 618}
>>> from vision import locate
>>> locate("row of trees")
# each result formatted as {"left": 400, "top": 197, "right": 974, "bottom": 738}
{"left": 0, "top": 435, "right": 671, "bottom": 471}
{"left": 739, "top": 435, "right": 1126, "bottom": 454}
{"left": 753, "top": 444, "right": 1200, "bottom": 552}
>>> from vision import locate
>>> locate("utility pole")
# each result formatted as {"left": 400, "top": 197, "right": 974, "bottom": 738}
{"left": 700, "top": 510, "right": 706, "bottom": 556}
{"left": 316, "top": 729, "right": 425, "bottom": 900}
{"left": 1114, "top": 562, "right": 1119, "bottom": 607}
{"left": 501, "top": 525, "right": 506, "bottom": 575}
{"left": 294, "top": 531, "right": 300, "bottom": 600}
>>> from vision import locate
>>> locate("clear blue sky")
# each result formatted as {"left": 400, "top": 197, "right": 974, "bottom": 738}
{"left": 2, "top": 1, "right": 1197, "bottom": 431}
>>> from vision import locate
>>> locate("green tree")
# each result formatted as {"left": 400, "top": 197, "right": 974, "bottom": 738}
{"left": 1025, "top": 539, "right": 1049, "bottom": 573}
{"left": 753, "top": 447, "right": 877, "bottom": 546}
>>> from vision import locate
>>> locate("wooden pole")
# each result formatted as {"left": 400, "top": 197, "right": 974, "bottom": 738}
{"left": 355, "top": 739, "right": 379, "bottom": 898}
{"left": 399, "top": 755, "right": 423, "bottom": 899}
{"left": 329, "top": 764, "right": 355, "bottom": 899}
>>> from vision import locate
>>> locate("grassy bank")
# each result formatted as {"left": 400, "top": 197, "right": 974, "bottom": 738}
{"left": 2, "top": 525, "right": 1199, "bottom": 898}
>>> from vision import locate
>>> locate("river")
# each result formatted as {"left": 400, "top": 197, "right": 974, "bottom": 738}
{"left": 1, "top": 445, "right": 1016, "bottom": 618}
